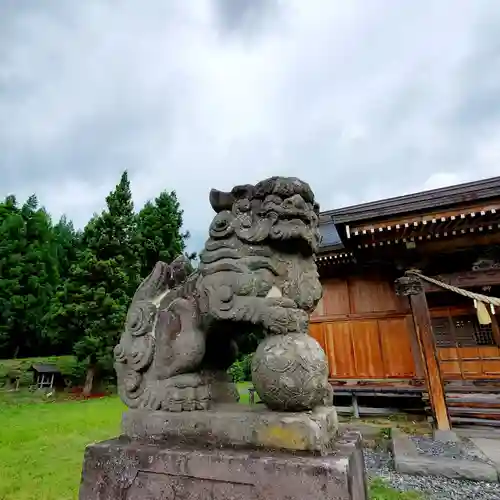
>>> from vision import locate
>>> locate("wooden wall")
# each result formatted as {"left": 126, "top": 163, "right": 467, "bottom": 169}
{"left": 310, "top": 277, "right": 420, "bottom": 380}
{"left": 430, "top": 307, "right": 500, "bottom": 380}
{"left": 311, "top": 276, "right": 500, "bottom": 382}
{"left": 438, "top": 346, "right": 500, "bottom": 379}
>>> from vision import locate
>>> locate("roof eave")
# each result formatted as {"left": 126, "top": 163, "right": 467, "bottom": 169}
{"left": 322, "top": 175, "right": 500, "bottom": 225}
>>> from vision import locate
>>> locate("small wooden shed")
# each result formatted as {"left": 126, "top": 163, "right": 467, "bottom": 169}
{"left": 29, "top": 364, "right": 63, "bottom": 390}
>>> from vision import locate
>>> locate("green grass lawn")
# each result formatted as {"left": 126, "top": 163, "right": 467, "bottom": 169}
{"left": 0, "top": 395, "right": 124, "bottom": 500}
{"left": 235, "top": 380, "right": 260, "bottom": 404}
{"left": 370, "top": 479, "right": 423, "bottom": 500}
{"left": 0, "top": 387, "right": 421, "bottom": 500}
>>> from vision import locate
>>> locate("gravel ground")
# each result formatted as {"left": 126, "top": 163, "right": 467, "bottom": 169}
{"left": 409, "top": 436, "right": 492, "bottom": 464}
{"left": 364, "top": 448, "right": 500, "bottom": 500}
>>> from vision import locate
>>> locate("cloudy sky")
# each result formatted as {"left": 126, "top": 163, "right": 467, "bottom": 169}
{"left": 2, "top": 1, "right": 500, "bottom": 252}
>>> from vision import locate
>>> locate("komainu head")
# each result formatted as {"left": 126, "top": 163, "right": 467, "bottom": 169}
{"left": 207, "top": 176, "right": 321, "bottom": 253}
{"left": 197, "top": 177, "right": 323, "bottom": 336}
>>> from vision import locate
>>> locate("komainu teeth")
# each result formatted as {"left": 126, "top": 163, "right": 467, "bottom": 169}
{"left": 266, "top": 286, "right": 282, "bottom": 298}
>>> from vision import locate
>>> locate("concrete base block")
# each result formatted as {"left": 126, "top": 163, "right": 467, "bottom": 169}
{"left": 79, "top": 431, "right": 368, "bottom": 500}
{"left": 122, "top": 404, "right": 338, "bottom": 454}
{"left": 433, "top": 429, "right": 460, "bottom": 443}
{"left": 392, "top": 429, "right": 499, "bottom": 483}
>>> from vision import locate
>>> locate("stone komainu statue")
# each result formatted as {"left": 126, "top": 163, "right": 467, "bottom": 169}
{"left": 114, "top": 176, "right": 331, "bottom": 412}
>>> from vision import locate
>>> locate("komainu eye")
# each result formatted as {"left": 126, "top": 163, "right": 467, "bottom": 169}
{"left": 236, "top": 198, "right": 251, "bottom": 212}
{"left": 209, "top": 211, "right": 234, "bottom": 238}
{"left": 215, "top": 218, "right": 228, "bottom": 229}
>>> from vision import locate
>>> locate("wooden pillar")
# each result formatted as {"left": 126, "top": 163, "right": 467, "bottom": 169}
{"left": 406, "top": 316, "right": 425, "bottom": 379}
{"left": 396, "top": 273, "right": 451, "bottom": 431}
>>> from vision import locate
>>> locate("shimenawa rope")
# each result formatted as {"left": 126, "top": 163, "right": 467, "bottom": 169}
{"left": 406, "top": 269, "right": 500, "bottom": 307}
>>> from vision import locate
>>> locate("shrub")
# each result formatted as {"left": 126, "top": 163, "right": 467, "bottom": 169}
{"left": 228, "top": 353, "right": 253, "bottom": 383}
{"left": 63, "top": 359, "right": 88, "bottom": 387}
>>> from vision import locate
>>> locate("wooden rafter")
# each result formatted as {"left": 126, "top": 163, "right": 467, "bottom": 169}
{"left": 417, "top": 232, "right": 500, "bottom": 254}
{"left": 316, "top": 251, "right": 355, "bottom": 267}
{"left": 353, "top": 219, "right": 500, "bottom": 248}
{"left": 350, "top": 203, "right": 500, "bottom": 239}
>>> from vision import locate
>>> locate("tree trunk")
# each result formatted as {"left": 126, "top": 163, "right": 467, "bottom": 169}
{"left": 83, "top": 365, "right": 96, "bottom": 397}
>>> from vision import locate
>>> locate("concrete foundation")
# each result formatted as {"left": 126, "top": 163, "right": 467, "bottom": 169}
{"left": 79, "top": 431, "right": 367, "bottom": 500}
{"left": 433, "top": 429, "right": 460, "bottom": 443}
{"left": 391, "top": 428, "right": 499, "bottom": 483}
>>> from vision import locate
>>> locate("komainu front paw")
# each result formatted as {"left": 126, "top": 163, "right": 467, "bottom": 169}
{"left": 141, "top": 373, "right": 211, "bottom": 411}
{"left": 161, "top": 384, "right": 210, "bottom": 411}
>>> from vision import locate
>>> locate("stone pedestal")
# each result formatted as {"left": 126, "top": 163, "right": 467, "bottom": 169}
{"left": 79, "top": 430, "right": 367, "bottom": 500}
{"left": 122, "top": 404, "right": 338, "bottom": 455}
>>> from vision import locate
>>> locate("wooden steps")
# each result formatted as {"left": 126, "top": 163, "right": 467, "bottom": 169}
{"left": 330, "top": 380, "right": 500, "bottom": 428}
{"left": 424, "top": 388, "right": 500, "bottom": 427}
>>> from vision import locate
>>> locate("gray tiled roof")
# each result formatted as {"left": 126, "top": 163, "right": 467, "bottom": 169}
{"left": 30, "top": 364, "right": 61, "bottom": 374}
{"left": 318, "top": 223, "right": 343, "bottom": 249}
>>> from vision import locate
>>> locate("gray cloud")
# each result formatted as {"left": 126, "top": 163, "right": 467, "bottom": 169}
{"left": 212, "top": 0, "right": 281, "bottom": 36}
{"left": 1, "top": 0, "right": 500, "bottom": 253}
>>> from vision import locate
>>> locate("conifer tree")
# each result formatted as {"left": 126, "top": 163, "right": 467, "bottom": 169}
{"left": 136, "top": 190, "right": 191, "bottom": 278}
{"left": 0, "top": 195, "right": 59, "bottom": 358}
{"left": 0, "top": 195, "right": 24, "bottom": 357}
{"left": 53, "top": 215, "right": 80, "bottom": 281}
{"left": 48, "top": 172, "right": 139, "bottom": 393}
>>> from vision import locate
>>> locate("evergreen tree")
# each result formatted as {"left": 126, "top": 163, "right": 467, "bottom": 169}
{"left": 0, "top": 196, "right": 25, "bottom": 357}
{"left": 136, "top": 190, "right": 190, "bottom": 277}
{"left": 42, "top": 217, "right": 82, "bottom": 354}
{"left": 20, "top": 197, "right": 59, "bottom": 356}
{"left": 53, "top": 215, "right": 81, "bottom": 281}
{"left": 47, "top": 171, "right": 139, "bottom": 393}
{"left": 0, "top": 195, "right": 59, "bottom": 358}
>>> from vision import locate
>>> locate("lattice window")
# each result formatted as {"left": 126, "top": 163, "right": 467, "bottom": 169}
{"left": 431, "top": 317, "right": 455, "bottom": 347}
{"left": 475, "top": 323, "right": 496, "bottom": 346}
{"left": 453, "top": 317, "right": 480, "bottom": 347}
{"left": 431, "top": 315, "right": 496, "bottom": 347}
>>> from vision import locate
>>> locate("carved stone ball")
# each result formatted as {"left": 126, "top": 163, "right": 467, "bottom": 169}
{"left": 251, "top": 333, "right": 329, "bottom": 411}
